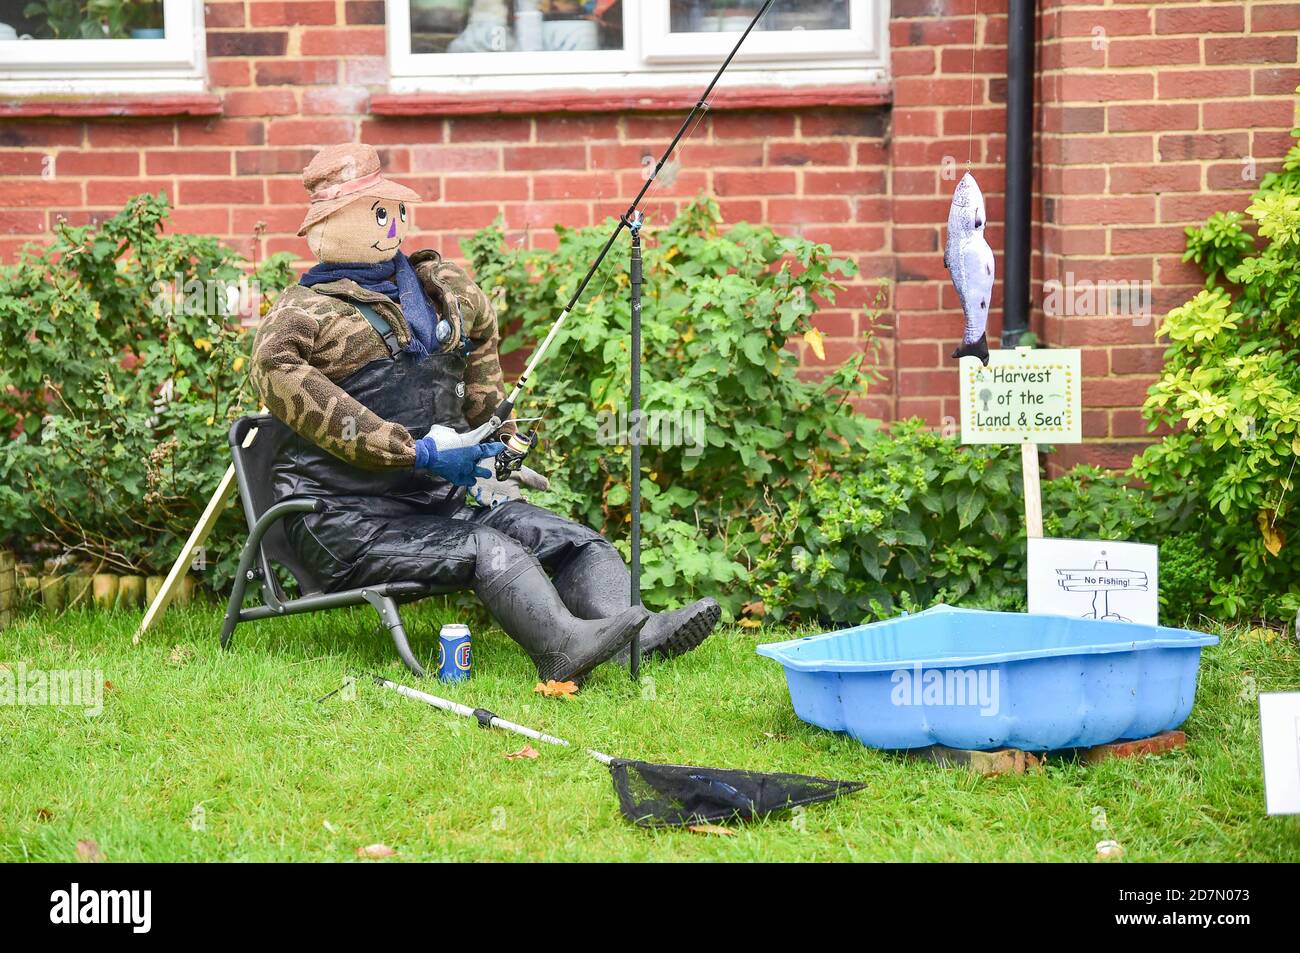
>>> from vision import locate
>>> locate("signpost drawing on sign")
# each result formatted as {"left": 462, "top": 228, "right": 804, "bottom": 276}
{"left": 1054, "top": 559, "right": 1150, "bottom": 623}
{"left": 1028, "top": 538, "right": 1159, "bottom": 626}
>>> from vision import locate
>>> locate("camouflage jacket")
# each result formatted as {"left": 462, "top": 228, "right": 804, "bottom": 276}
{"left": 250, "top": 249, "right": 505, "bottom": 469}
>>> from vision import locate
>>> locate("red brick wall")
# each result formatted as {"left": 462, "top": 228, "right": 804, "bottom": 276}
{"left": 1037, "top": 0, "right": 1299, "bottom": 470}
{"left": 1, "top": 0, "right": 1296, "bottom": 470}
{"left": 889, "top": 0, "right": 1017, "bottom": 430}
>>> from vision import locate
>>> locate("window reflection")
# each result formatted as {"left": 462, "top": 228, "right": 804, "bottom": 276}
{"left": 669, "top": 0, "right": 850, "bottom": 33}
{"left": 0, "top": 0, "right": 165, "bottom": 39}
{"left": 410, "top": 0, "right": 624, "bottom": 54}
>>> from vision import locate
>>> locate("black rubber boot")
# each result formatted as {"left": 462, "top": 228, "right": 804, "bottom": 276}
{"left": 552, "top": 544, "right": 721, "bottom": 662}
{"left": 476, "top": 554, "right": 648, "bottom": 683}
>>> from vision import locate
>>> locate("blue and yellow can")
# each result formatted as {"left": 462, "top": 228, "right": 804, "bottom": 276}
{"left": 437, "top": 623, "right": 472, "bottom": 681}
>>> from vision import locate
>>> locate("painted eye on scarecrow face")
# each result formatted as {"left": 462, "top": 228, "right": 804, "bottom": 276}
{"left": 375, "top": 207, "right": 389, "bottom": 228}
{"left": 399, "top": 203, "right": 407, "bottom": 223}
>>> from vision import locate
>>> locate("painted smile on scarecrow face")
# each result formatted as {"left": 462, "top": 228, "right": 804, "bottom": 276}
{"left": 371, "top": 200, "right": 408, "bottom": 253}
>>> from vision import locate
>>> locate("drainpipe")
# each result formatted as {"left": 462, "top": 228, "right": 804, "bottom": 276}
{"left": 1001, "top": 0, "right": 1035, "bottom": 348}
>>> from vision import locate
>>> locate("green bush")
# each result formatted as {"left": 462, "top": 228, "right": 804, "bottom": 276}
{"left": 1041, "top": 464, "right": 1174, "bottom": 542}
{"left": 0, "top": 192, "right": 295, "bottom": 586}
{"left": 755, "top": 419, "right": 1024, "bottom": 623}
{"left": 464, "top": 197, "right": 883, "bottom": 616}
{"left": 1158, "top": 532, "right": 1218, "bottom": 625}
{"left": 755, "top": 421, "right": 1179, "bottom": 627}
{"left": 1131, "top": 121, "right": 1300, "bottom": 622}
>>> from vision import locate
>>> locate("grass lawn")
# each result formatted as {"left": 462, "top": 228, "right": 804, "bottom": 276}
{"left": 1, "top": 599, "right": 1297, "bottom": 862}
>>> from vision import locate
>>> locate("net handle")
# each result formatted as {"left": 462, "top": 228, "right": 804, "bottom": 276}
{"left": 376, "top": 677, "right": 615, "bottom": 761}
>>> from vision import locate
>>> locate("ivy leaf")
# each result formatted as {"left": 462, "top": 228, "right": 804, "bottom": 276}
{"left": 741, "top": 334, "right": 767, "bottom": 366}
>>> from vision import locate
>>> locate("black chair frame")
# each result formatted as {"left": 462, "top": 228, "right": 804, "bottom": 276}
{"left": 219, "top": 414, "right": 447, "bottom": 676}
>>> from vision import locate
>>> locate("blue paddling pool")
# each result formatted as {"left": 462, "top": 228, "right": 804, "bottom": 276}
{"left": 757, "top": 604, "right": 1218, "bottom": 751}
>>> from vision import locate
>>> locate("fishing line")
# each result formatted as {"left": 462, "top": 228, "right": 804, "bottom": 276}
{"left": 1268, "top": 450, "right": 1297, "bottom": 529}
{"left": 967, "top": 0, "right": 979, "bottom": 168}
{"left": 512, "top": 25, "right": 754, "bottom": 439}
{"left": 491, "top": 0, "right": 776, "bottom": 435}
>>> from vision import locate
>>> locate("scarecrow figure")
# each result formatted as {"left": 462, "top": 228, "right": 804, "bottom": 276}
{"left": 251, "top": 144, "right": 720, "bottom": 683}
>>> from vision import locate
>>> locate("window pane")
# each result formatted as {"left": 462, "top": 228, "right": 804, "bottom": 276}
{"left": 669, "top": 0, "right": 849, "bottom": 33}
{"left": 0, "top": 0, "right": 166, "bottom": 39}
{"left": 410, "top": 0, "right": 624, "bottom": 54}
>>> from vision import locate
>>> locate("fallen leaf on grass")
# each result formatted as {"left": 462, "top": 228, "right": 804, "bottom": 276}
{"left": 356, "top": 843, "right": 396, "bottom": 860}
{"left": 1240, "top": 626, "right": 1278, "bottom": 644}
{"left": 505, "top": 744, "right": 540, "bottom": 761}
{"left": 167, "top": 644, "right": 194, "bottom": 666}
{"left": 688, "top": 824, "right": 735, "bottom": 837}
{"left": 75, "top": 839, "right": 105, "bottom": 863}
{"left": 534, "top": 679, "right": 579, "bottom": 699}
{"left": 36, "top": 808, "right": 53, "bottom": 822}
{"left": 1095, "top": 839, "right": 1125, "bottom": 861}
{"left": 103, "top": 680, "right": 115, "bottom": 692}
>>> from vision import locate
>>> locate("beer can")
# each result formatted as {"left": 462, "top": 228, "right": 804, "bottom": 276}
{"left": 437, "top": 623, "right": 472, "bottom": 681}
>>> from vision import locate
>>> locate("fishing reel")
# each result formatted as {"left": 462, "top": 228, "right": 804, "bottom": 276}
{"left": 494, "top": 428, "right": 537, "bottom": 482}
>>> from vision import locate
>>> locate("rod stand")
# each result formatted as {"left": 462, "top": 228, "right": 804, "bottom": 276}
{"left": 628, "top": 211, "right": 643, "bottom": 681}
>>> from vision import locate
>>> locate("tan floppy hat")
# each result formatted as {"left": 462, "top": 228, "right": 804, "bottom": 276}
{"left": 296, "top": 143, "right": 421, "bottom": 236}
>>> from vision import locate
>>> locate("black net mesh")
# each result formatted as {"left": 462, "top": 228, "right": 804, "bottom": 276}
{"left": 608, "top": 759, "right": 865, "bottom": 828}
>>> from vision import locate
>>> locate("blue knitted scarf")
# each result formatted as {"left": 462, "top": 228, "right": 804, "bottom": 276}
{"left": 301, "top": 252, "right": 439, "bottom": 357}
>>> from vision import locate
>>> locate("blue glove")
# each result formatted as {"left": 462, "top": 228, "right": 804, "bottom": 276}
{"left": 414, "top": 439, "right": 503, "bottom": 487}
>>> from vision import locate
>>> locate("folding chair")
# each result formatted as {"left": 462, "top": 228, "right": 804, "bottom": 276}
{"left": 219, "top": 414, "right": 447, "bottom": 676}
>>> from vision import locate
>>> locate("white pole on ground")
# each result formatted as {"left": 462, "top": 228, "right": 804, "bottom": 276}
{"left": 376, "top": 678, "right": 617, "bottom": 763}
{"left": 133, "top": 417, "right": 264, "bottom": 644}
{"left": 133, "top": 464, "right": 237, "bottom": 644}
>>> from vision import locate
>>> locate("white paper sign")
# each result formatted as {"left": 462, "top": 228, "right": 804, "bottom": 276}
{"left": 1027, "top": 537, "right": 1158, "bottom": 626}
{"left": 960, "top": 347, "right": 1082, "bottom": 445}
{"left": 1259, "top": 692, "right": 1300, "bottom": 815}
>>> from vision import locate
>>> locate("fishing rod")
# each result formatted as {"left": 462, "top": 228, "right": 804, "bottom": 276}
{"left": 491, "top": 0, "right": 777, "bottom": 477}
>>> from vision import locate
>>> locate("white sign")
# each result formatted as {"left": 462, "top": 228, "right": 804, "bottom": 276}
{"left": 1027, "top": 537, "right": 1158, "bottom": 626}
{"left": 960, "top": 347, "right": 1081, "bottom": 445}
{"left": 1259, "top": 692, "right": 1300, "bottom": 815}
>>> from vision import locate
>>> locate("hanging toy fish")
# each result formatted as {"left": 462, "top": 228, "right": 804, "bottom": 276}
{"left": 944, "top": 172, "right": 995, "bottom": 365}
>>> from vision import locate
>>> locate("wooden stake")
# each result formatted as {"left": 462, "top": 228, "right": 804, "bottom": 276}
{"left": 134, "top": 417, "right": 264, "bottom": 643}
{"left": 132, "top": 463, "right": 237, "bottom": 643}
{"left": 1021, "top": 441, "right": 1043, "bottom": 538}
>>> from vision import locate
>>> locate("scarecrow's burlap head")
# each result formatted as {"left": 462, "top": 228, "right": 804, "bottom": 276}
{"left": 298, "top": 143, "right": 421, "bottom": 264}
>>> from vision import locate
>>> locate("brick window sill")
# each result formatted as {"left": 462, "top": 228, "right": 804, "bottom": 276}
{"left": 370, "top": 83, "right": 891, "bottom": 117}
{"left": 0, "top": 93, "right": 223, "bottom": 119}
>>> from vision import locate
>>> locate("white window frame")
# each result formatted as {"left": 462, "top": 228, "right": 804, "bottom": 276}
{"left": 0, "top": 0, "right": 207, "bottom": 96}
{"left": 387, "top": 0, "right": 888, "bottom": 95}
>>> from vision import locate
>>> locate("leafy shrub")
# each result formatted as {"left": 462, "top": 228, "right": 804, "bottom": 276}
{"left": 756, "top": 421, "right": 1178, "bottom": 626}
{"left": 1132, "top": 122, "right": 1300, "bottom": 622}
{"left": 1041, "top": 464, "right": 1175, "bottom": 542}
{"left": 1158, "top": 532, "right": 1218, "bottom": 625}
{"left": 754, "top": 420, "right": 1025, "bottom": 623}
{"left": 0, "top": 193, "right": 295, "bottom": 586}
{"left": 464, "top": 197, "right": 882, "bottom": 616}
